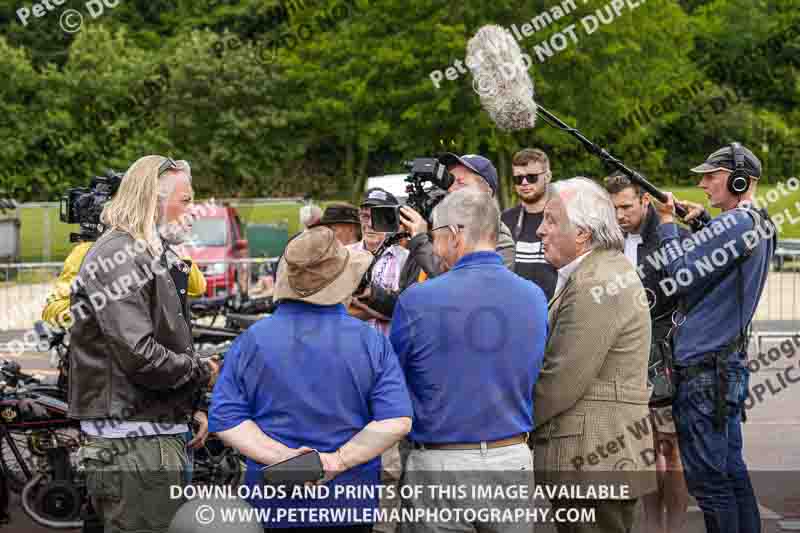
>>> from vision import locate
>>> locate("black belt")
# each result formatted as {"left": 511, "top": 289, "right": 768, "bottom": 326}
{"left": 675, "top": 336, "right": 746, "bottom": 430}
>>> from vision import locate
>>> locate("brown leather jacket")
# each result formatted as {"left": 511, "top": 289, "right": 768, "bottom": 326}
{"left": 67, "top": 230, "right": 211, "bottom": 424}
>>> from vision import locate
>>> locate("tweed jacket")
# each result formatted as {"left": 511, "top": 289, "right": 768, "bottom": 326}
{"left": 533, "top": 248, "right": 656, "bottom": 498}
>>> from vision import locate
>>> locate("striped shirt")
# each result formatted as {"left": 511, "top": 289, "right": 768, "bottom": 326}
{"left": 347, "top": 241, "right": 409, "bottom": 335}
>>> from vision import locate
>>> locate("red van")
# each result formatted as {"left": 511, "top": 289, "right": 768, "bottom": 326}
{"left": 183, "top": 204, "right": 249, "bottom": 297}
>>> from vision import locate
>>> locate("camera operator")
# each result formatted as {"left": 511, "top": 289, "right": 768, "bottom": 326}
{"left": 605, "top": 173, "right": 690, "bottom": 533}
{"left": 69, "top": 155, "right": 219, "bottom": 533}
{"left": 348, "top": 188, "right": 409, "bottom": 334}
{"left": 653, "top": 143, "right": 775, "bottom": 533}
{"left": 363, "top": 154, "right": 515, "bottom": 319}
{"left": 399, "top": 153, "right": 514, "bottom": 283}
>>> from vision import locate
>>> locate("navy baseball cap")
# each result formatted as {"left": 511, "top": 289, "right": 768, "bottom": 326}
{"left": 361, "top": 188, "right": 399, "bottom": 207}
{"left": 691, "top": 144, "right": 762, "bottom": 179}
{"left": 438, "top": 153, "right": 499, "bottom": 196}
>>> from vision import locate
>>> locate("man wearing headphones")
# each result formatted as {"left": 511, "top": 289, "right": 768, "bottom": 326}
{"left": 654, "top": 143, "right": 775, "bottom": 533}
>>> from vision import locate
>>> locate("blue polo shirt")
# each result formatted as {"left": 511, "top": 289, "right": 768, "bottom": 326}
{"left": 389, "top": 251, "right": 548, "bottom": 443}
{"left": 657, "top": 208, "right": 774, "bottom": 364}
{"left": 208, "top": 301, "right": 412, "bottom": 527}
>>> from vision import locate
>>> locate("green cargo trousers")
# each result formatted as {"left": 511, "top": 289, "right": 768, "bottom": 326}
{"left": 78, "top": 434, "right": 188, "bottom": 533}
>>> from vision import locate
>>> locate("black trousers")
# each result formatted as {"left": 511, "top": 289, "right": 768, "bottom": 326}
{"left": 0, "top": 466, "right": 8, "bottom": 524}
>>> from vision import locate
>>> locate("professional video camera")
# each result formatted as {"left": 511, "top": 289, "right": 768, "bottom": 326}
{"left": 370, "top": 157, "right": 454, "bottom": 233}
{"left": 59, "top": 170, "right": 123, "bottom": 242}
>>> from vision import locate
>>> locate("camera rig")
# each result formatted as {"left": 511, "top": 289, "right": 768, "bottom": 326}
{"left": 60, "top": 170, "right": 123, "bottom": 242}
{"left": 403, "top": 157, "right": 454, "bottom": 222}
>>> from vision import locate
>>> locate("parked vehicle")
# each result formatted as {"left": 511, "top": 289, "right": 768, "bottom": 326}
{"left": 184, "top": 204, "right": 250, "bottom": 297}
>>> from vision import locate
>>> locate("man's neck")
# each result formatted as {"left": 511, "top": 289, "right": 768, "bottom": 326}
{"left": 521, "top": 197, "right": 546, "bottom": 213}
{"left": 721, "top": 193, "right": 753, "bottom": 212}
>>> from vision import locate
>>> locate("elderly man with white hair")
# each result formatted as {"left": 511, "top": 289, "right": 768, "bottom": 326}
{"left": 533, "top": 177, "right": 656, "bottom": 533}
{"left": 391, "top": 188, "right": 548, "bottom": 533}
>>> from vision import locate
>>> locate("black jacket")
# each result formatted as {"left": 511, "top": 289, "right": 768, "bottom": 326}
{"left": 635, "top": 204, "right": 690, "bottom": 342}
{"left": 68, "top": 231, "right": 211, "bottom": 424}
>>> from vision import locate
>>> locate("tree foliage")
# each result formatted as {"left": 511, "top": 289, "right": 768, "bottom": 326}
{"left": 0, "top": 0, "right": 797, "bottom": 201}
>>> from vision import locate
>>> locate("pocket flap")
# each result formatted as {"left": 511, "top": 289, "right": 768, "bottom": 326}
{"left": 535, "top": 413, "right": 585, "bottom": 441}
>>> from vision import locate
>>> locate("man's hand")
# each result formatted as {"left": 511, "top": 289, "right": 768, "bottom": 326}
{"left": 653, "top": 192, "right": 677, "bottom": 224}
{"left": 188, "top": 411, "right": 209, "bottom": 450}
{"left": 206, "top": 358, "right": 221, "bottom": 389}
{"left": 675, "top": 199, "right": 706, "bottom": 223}
{"left": 399, "top": 206, "right": 428, "bottom": 237}
{"left": 316, "top": 451, "right": 348, "bottom": 484}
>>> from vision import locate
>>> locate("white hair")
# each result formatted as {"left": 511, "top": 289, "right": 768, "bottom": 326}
{"left": 432, "top": 188, "right": 499, "bottom": 245}
{"left": 550, "top": 177, "right": 624, "bottom": 251}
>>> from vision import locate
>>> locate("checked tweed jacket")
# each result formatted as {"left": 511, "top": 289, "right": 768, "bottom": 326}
{"left": 533, "top": 248, "right": 657, "bottom": 498}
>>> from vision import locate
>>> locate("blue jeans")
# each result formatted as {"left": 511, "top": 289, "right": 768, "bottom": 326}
{"left": 673, "top": 358, "right": 761, "bottom": 533}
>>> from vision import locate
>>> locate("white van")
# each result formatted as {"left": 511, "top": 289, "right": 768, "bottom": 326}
{"left": 365, "top": 174, "right": 409, "bottom": 204}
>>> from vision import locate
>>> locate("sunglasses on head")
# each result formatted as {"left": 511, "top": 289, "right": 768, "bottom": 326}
{"left": 512, "top": 172, "right": 548, "bottom": 186}
{"left": 158, "top": 157, "right": 183, "bottom": 177}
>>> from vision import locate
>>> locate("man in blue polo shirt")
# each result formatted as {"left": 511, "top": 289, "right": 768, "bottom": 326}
{"left": 209, "top": 226, "right": 413, "bottom": 532}
{"left": 654, "top": 143, "right": 776, "bottom": 533}
{"left": 390, "top": 188, "right": 548, "bottom": 533}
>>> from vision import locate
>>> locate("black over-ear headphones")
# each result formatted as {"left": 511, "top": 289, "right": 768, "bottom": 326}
{"left": 728, "top": 142, "right": 750, "bottom": 195}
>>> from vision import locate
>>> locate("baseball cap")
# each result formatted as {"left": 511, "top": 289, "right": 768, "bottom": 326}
{"left": 438, "top": 153, "right": 499, "bottom": 196}
{"left": 690, "top": 144, "right": 762, "bottom": 179}
{"left": 361, "top": 188, "right": 399, "bottom": 207}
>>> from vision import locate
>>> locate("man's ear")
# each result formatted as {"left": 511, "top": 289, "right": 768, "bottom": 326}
{"left": 641, "top": 192, "right": 651, "bottom": 206}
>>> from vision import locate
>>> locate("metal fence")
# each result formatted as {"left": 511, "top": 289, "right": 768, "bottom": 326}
{"left": 0, "top": 258, "right": 280, "bottom": 335}
{"left": 1, "top": 256, "right": 799, "bottom": 332}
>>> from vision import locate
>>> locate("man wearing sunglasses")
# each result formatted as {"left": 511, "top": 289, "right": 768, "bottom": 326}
{"left": 501, "top": 148, "right": 558, "bottom": 301}
{"left": 69, "top": 155, "right": 219, "bottom": 533}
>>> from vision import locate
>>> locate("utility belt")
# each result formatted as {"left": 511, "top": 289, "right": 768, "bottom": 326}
{"left": 673, "top": 333, "right": 747, "bottom": 431}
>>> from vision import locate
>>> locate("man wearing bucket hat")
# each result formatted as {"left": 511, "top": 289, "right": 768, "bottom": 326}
{"left": 209, "top": 225, "right": 413, "bottom": 531}
{"left": 652, "top": 143, "right": 776, "bottom": 533}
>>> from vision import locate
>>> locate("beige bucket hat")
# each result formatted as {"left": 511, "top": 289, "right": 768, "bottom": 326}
{"left": 273, "top": 226, "right": 372, "bottom": 306}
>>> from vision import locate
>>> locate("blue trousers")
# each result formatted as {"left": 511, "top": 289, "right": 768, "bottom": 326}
{"left": 673, "top": 358, "right": 761, "bottom": 533}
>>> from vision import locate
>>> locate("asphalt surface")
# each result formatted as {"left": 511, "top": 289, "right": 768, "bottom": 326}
{"left": 3, "top": 337, "right": 800, "bottom": 532}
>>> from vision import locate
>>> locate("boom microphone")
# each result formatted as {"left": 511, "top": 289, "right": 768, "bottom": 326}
{"left": 466, "top": 25, "right": 709, "bottom": 231}
{"left": 467, "top": 26, "right": 537, "bottom": 131}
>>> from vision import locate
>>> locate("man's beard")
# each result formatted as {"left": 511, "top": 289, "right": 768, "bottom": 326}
{"left": 519, "top": 188, "right": 545, "bottom": 205}
{"left": 158, "top": 222, "right": 191, "bottom": 245}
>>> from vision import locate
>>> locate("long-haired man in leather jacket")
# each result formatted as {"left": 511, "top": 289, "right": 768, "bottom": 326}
{"left": 68, "top": 155, "right": 219, "bottom": 533}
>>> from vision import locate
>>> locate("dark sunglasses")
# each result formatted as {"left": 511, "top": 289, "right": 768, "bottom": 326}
{"left": 513, "top": 172, "right": 548, "bottom": 186}
{"left": 158, "top": 157, "right": 180, "bottom": 177}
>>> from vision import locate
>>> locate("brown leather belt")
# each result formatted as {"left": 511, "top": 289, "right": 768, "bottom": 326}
{"left": 412, "top": 433, "right": 528, "bottom": 450}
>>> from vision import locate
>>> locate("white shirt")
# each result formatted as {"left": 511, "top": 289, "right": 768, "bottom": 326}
{"left": 623, "top": 233, "right": 643, "bottom": 267}
{"left": 553, "top": 251, "right": 591, "bottom": 296}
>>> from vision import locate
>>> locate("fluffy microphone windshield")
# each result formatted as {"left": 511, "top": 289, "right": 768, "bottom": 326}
{"left": 466, "top": 25, "right": 537, "bottom": 131}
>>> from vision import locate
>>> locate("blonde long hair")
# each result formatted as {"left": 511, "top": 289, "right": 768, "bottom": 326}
{"left": 100, "top": 155, "right": 189, "bottom": 257}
